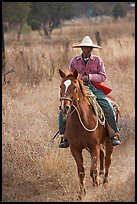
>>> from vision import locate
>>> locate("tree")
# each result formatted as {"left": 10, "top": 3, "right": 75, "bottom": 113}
{"left": 28, "top": 2, "right": 75, "bottom": 38}
{"left": 112, "top": 3, "right": 127, "bottom": 19}
{"left": 72, "top": 2, "right": 129, "bottom": 18}
{"left": 2, "top": 20, "right": 6, "bottom": 83}
{"left": 2, "top": 2, "right": 31, "bottom": 39}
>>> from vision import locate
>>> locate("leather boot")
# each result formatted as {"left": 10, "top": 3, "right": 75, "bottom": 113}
{"left": 106, "top": 122, "right": 121, "bottom": 146}
{"left": 111, "top": 133, "right": 121, "bottom": 146}
{"left": 59, "top": 136, "right": 69, "bottom": 148}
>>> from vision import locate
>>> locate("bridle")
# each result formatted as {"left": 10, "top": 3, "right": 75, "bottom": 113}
{"left": 60, "top": 96, "right": 73, "bottom": 102}
{"left": 60, "top": 96, "right": 76, "bottom": 117}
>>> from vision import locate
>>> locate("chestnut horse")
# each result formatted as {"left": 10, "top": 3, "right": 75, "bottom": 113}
{"left": 59, "top": 68, "right": 115, "bottom": 198}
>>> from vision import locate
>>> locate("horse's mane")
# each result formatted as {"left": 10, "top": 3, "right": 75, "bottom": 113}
{"left": 65, "top": 72, "right": 87, "bottom": 97}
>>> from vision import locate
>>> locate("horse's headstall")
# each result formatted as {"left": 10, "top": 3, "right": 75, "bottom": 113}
{"left": 60, "top": 97, "right": 72, "bottom": 102}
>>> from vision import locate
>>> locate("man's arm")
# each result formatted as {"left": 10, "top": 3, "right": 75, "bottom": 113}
{"left": 81, "top": 57, "right": 106, "bottom": 83}
{"left": 68, "top": 57, "right": 76, "bottom": 72}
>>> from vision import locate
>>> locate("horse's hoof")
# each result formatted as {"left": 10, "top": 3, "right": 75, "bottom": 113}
{"left": 99, "top": 170, "right": 104, "bottom": 175}
{"left": 77, "top": 195, "right": 82, "bottom": 200}
{"left": 80, "top": 188, "right": 86, "bottom": 196}
{"left": 93, "top": 179, "right": 101, "bottom": 187}
{"left": 77, "top": 190, "right": 86, "bottom": 200}
{"left": 103, "top": 177, "right": 109, "bottom": 184}
{"left": 93, "top": 182, "right": 100, "bottom": 187}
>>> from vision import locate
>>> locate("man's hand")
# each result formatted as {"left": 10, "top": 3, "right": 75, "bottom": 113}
{"left": 81, "top": 75, "right": 89, "bottom": 82}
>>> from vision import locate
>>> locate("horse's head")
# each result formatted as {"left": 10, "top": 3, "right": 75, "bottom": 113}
{"left": 59, "top": 68, "right": 81, "bottom": 116}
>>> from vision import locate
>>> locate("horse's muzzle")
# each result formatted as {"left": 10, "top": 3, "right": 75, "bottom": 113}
{"left": 60, "top": 103, "right": 71, "bottom": 115}
{"left": 60, "top": 97, "right": 72, "bottom": 115}
{"left": 65, "top": 105, "right": 71, "bottom": 111}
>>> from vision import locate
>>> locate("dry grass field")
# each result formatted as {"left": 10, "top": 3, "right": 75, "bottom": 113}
{"left": 2, "top": 17, "right": 135, "bottom": 202}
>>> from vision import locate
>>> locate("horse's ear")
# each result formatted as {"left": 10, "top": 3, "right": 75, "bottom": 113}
{"left": 59, "top": 69, "right": 66, "bottom": 78}
{"left": 73, "top": 68, "right": 78, "bottom": 79}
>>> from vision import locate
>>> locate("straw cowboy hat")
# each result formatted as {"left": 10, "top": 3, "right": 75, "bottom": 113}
{"left": 72, "top": 36, "right": 102, "bottom": 49}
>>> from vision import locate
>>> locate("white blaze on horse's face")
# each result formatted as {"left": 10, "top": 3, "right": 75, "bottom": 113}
{"left": 61, "top": 79, "right": 72, "bottom": 111}
{"left": 64, "top": 79, "right": 71, "bottom": 94}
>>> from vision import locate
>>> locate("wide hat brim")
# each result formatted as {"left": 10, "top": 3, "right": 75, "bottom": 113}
{"left": 72, "top": 44, "right": 102, "bottom": 49}
{"left": 72, "top": 36, "right": 102, "bottom": 49}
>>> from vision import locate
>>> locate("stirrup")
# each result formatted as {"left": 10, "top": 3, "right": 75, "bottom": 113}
{"left": 59, "top": 138, "right": 69, "bottom": 148}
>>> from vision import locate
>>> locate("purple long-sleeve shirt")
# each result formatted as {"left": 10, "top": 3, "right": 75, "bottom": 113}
{"left": 68, "top": 54, "right": 106, "bottom": 83}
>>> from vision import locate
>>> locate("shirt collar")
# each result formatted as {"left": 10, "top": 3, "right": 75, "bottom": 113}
{"left": 76, "top": 54, "right": 95, "bottom": 60}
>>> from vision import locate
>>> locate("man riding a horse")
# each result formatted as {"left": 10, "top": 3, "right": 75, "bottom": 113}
{"left": 58, "top": 35, "right": 121, "bottom": 148}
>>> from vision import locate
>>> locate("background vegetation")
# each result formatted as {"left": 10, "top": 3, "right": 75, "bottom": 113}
{"left": 2, "top": 2, "right": 135, "bottom": 202}
{"left": 2, "top": 2, "right": 133, "bottom": 39}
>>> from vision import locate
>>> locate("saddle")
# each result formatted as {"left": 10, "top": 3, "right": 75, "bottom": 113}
{"left": 84, "top": 85, "right": 120, "bottom": 124}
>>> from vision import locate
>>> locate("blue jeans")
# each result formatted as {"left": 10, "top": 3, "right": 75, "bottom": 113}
{"left": 58, "top": 82, "right": 119, "bottom": 134}
{"left": 58, "top": 111, "right": 66, "bottom": 134}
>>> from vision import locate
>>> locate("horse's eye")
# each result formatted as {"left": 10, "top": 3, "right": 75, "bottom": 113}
{"left": 74, "top": 87, "right": 78, "bottom": 93}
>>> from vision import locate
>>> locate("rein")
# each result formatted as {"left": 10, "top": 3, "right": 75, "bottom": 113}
{"left": 60, "top": 97, "right": 102, "bottom": 132}
{"left": 72, "top": 104, "right": 99, "bottom": 132}
{"left": 60, "top": 79, "right": 106, "bottom": 132}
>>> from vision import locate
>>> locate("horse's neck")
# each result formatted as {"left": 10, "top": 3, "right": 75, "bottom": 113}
{"left": 78, "top": 96, "right": 95, "bottom": 116}
{"left": 70, "top": 93, "right": 97, "bottom": 129}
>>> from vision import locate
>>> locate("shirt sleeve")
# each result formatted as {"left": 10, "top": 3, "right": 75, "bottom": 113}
{"left": 68, "top": 57, "right": 76, "bottom": 72}
{"left": 89, "top": 57, "right": 106, "bottom": 83}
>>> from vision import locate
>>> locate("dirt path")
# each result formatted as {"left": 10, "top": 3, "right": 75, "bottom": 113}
{"left": 82, "top": 132, "right": 135, "bottom": 202}
{"left": 58, "top": 130, "right": 135, "bottom": 202}
{"left": 31, "top": 125, "right": 135, "bottom": 202}
{"left": 2, "top": 119, "right": 135, "bottom": 202}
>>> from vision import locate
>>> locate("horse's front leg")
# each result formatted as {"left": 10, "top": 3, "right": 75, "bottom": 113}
{"left": 90, "top": 145, "right": 100, "bottom": 186}
{"left": 70, "top": 147, "right": 86, "bottom": 199}
{"left": 103, "top": 140, "right": 113, "bottom": 184}
{"left": 99, "top": 145, "right": 105, "bottom": 175}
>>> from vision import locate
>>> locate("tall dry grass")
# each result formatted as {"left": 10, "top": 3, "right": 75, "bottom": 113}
{"left": 2, "top": 17, "right": 135, "bottom": 202}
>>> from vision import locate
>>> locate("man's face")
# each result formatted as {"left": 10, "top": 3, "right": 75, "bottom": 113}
{"left": 81, "top": 46, "right": 93, "bottom": 55}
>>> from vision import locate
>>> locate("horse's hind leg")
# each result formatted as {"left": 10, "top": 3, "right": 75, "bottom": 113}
{"left": 103, "top": 142, "right": 113, "bottom": 184}
{"left": 70, "top": 148, "right": 86, "bottom": 199}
